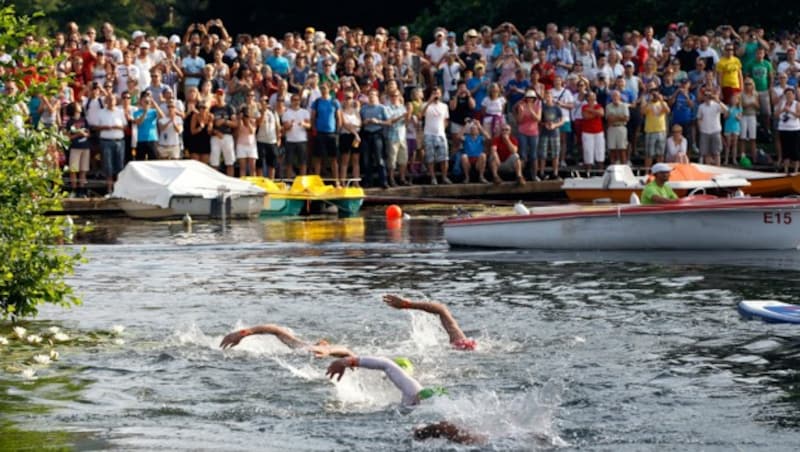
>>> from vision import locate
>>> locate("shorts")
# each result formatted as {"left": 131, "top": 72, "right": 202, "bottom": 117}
{"left": 313, "top": 132, "right": 339, "bottom": 159}
{"left": 740, "top": 115, "right": 757, "bottom": 140}
{"left": 69, "top": 147, "right": 90, "bottom": 172}
{"left": 779, "top": 130, "right": 800, "bottom": 161}
{"left": 722, "top": 86, "right": 741, "bottom": 105}
{"left": 158, "top": 144, "right": 181, "bottom": 159}
{"left": 100, "top": 138, "right": 125, "bottom": 178}
{"left": 257, "top": 142, "right": 278, "bottom": 168}
{"left": 423, "top": 134, "right": 448, "bottom": 163}
{"left": 285, "top": 141, "right": 308, "bottom": 168}
{"left": 645, "top": 131, "right": 666, "bottom": 157}
{"left": 450, "top": 122, "right": 464, "bottom": 136}
{"left": 538, "top": 134, "right": 560, "bottom": 160}
{"left": 464, "top": 155, "right": 484, "bottom": 166}
{"left": 387, "top": 139, "right": 409, "bottom": 169}
{"left": 517, "top": 134, "right": 539, "bottom": 161}
{"left": 559, "top": 121, "right": 572, "bottom": 133}
{"left": 497, "top": 153, "right": 520, "bottom": 174}
{"left": 607, "top": 126, "right": 628, "bottom": 150}
{"left": 452, "top": 338, "right": 477, "bottom": 351}
{"left": 210, "top": 134, "right": 235, "bottom": 166}
{"left": 236, "top": 145, "right": 258, "bottom": 159}
{"left": 699, "top": 132, "right": 723, "bottom": 155}
{"left": 339, "top": 133, "right": 359, "bottom": 155}
{"left": 582, "top": 132, "right": 606, "bottom": 165}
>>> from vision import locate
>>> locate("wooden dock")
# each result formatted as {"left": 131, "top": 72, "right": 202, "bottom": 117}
{"left": 364, "top": 179, "right": 566, "bottom": 204}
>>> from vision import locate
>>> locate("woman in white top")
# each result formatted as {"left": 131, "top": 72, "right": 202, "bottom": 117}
{"left": 236, "top": 95, "right": 259, "bottom": 177}
{"left": 481, "top": 83, "right": 507, "bottom": 136}
{"left": 256, "top": 97, "right": 281, "bottom": 179}
{"left": 666, "top": 124, "right": 689, "bottom": 163}
{"left": 339, "top": 91, "right": 362, "bottom": 184}
{"left": 777, "top": 88, "right": 800, "bottom": 174}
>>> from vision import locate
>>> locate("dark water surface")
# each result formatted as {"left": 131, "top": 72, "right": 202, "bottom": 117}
{"left": 3, "top": 209, "right": 800, "bottom": 451}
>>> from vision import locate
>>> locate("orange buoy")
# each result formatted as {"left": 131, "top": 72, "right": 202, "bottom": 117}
{"left": 385, "top": 204, "right": 402, "bottom": 220}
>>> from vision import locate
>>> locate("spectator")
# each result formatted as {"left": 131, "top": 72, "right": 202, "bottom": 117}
{"left": 605, "top": 90, "right": 630, "bottom": 165}
{"left": 448, "top": 81, "right": 475, "bottom": 150}
{"left": 338, "top": 91, "right": 362, "bottom": 184}
{"left": 157, "top": 101, "right": 184, "bottom": 160}
{"left": 538, "top": 90, "right": 564, "bottom": 180}
{"left": 359, "top": 88, "right": 390, "bottom": 188}
{"left": 549, "top": 76, "right": 574, "bottom": 167}
{"left": 281, "top": 93, "right": 311, "bottom": 178}
{"left": 467, "top": 63, "right": 490, "bottom": 110}
{"left": 642, "top": 87, "right": 670, "bottom": 169}
{"left": 666, "top": 124, "right": 689, "bottom": 163}
{"left": 776, "top": 88, "right": 800, "bottom": 174}
{"left": 739, "top": 78, "right": 759, "bottom": 163}
{"left": 182, "top": 44, "right": 205, "bottom": 99}
{"left": 717, "top": 43, "right": 743, "bottom": 104}
{"left": 96, "top": 93, "right": 127, "bottom": 193}
{"left": 457, "top": 120, "right": 490, "bottom": 183}
{"left": 580, "top": 91, "right": 605, "bottom": 174}
{"left": 255, "top": 96, "right": 281, "bottom": 179}
{"left": 723, "top": 93, "right": 742, "bottom": 165}
{"left": 65, "top": 102, "right": 91, "bottom": 197}
{"left": 696, "top": 90, "right": 727, "bottom": 165}
{"left": 772, "top": 73, "right": 792, "bottom": 163}
{"left": 236, "top": 97, "right": 258, "bottom": 177}
{"left": 132, "top": 90, "right": 163, "bottom": 161}
{"left": 309, "top": 82, "right": 342, "bottom": 184}
{"left": 748, "top": 47, "right": 773, "bottom": 132}
{"left": 489, "top": 124, "right": 524, "bottom": 185}
{"left": 514, "top": 90, "right": 541, "bottom": 179}
{"left": 422, "top": 87, "right": 450, "bottom": 185}
{"left": 210, "top": 89, "right": 237, "bottom": 176}
{"left": 188, "top": 101, "right": 213, "bottom": 164}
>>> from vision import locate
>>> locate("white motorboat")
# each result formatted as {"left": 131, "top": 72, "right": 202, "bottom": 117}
{"left": 444, "top": 197, "right": 800, "bottom": 250}
{"left": 112, "top": 160, "right": 265, "bottom": 219}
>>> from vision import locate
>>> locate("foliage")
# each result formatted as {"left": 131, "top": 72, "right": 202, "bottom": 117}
{"left": 0, "top": 5, "right": 82, "bottom": 320}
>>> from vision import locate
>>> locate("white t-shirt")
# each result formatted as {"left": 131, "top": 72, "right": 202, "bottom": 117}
{"left": 134, "top": 56, "right": 153, "bottom": 92}
{"left": 481, "top": 96, "right": 506, "bottom": 116}
{"left": 697, "top": 101, "right": 724, "bottom": 134}
{"left": 257, "top": 109, "right": 281, "bottom": 143}
{"left": 423, "top": 101, "right": 449, "bottom": 137}
{"left": 425, "top": 42, "right": 449, "bottom": 65}
{"left": 697, "top": 47, "right": 720, "bottom": 66}
{"left": 158, "top": 116, "right": 183, "bottom": 146}
{"left": 282, "top": 107, "right": 310, "bottom": 142}
{"left": 96, "top": 107, "right": 127, "bottom": 140}
{"left": 777, "top": 100, "right": 800, "bottom": 131}
{"left": 666, "top": 136, "right": 687, "bottom": 159}
{"left": 777, "top": 60, "right": 800, "bottom": 76}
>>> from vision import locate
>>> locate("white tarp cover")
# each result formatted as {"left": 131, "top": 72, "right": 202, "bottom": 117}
{"left": 112, "top": 160, "right": 265, "bottom": 208}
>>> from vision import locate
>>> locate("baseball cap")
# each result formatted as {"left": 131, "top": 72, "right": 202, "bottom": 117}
{"left": 524, "top": 89, "right": 537, "bottom": 98}
{"left": 169, "top": 34, "right": 181, "bottom": 44}
{"left": 624, "top": 61, "right": 635, "bottom": 67}
{"left": 435, "top": 30, "right": 445, "bottom": 38}
{"left": 305, "top": 27, "right": 315, "bottom": 34}
{"left": 131, "top": 30, "right": 145, "bottom": 40}
{"left": 139, "top": 42, "right": 150, "bottom": 49}
{"left": 651, "top": 163, "right": 673, "bottom": 174}
{"left": 447, "top": 31, "right": 456, "bottom": 38}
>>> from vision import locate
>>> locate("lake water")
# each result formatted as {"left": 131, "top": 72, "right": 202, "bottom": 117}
{"left": 3, "top": 209, "right": 800, "bottom": 451}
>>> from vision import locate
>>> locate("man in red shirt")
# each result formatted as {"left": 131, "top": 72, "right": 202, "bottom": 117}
{"left": 580, "top": 92, "right": 605, "bottom": 174}
{"left": 489, "top": 124, "right": 525, "bottom": 185}
{"left": 533, "top": 48, "right": 556, "bottom": 90}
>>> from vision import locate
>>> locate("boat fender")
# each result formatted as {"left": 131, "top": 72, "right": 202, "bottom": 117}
{"left": 629, "top": 193, "right": 641, "bottom": 205}
{"left": 733, "top": 189, "right": 745, "bottom": 198}
{"left": 514, "top": 202, "right": 530, "bottom": 215}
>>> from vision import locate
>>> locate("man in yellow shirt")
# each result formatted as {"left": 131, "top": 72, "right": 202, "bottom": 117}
{"left": 641, "top": 163, "right": 679, "bottom": 204}
{"left": 717, "top": 43, "right": 743, "bottom": 104}
{"left": 641, "top": 88, "right": 670, "bottom": 170}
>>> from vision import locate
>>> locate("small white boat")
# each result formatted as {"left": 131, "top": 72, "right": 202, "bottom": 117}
{"left": 112, "top": 161, "right": 265, "bottom": 219}
{"left": 694, "top": 163, "right": 800, "bottom": 197}
{"left": 562, "top": 164, "right": 750, "bottom": 203}
{"left": 444, "top": 197, "right": 800, "bottom": 250}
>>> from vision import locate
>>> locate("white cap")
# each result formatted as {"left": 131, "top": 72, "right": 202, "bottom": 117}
{"left": 651, "top": 163, "right": 673, "bottom": 174}
{"left": 169, "top": 34, "right": 181, "bottom": 44}
{"left": 139, "top": 42, "right": 150, "bottom": 49}
{"left": 131, "top": 30, "right": 145, "bottom": 40}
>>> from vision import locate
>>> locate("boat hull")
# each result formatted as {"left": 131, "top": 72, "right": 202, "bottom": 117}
{"left": 444, "top": 198, "right": 800, "bottom": 250}
{"left": 118, "top": 195, "right": 264, "bottom": 219}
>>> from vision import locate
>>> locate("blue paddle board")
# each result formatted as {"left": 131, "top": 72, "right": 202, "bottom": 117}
{"left": 738, "top": 300, "right": 800, "bottom": 324}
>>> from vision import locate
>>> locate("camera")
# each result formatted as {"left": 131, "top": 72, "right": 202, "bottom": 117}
{"left": 782, "top": 113, "right": 790, "bottom": 122}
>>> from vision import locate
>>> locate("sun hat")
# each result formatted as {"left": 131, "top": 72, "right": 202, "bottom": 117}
{"left": 651, "top": 163, "right": 673, "bottom": 174}
{"left": 524, "top": 89, "right": 537, "bottom": 98}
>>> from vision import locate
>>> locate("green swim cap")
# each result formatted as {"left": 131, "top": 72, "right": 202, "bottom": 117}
{"left": 418, "top": 386, "right": 448, "bottom": 400}
{"left": 393, "top": 357, "right": 414, "bottom": 375}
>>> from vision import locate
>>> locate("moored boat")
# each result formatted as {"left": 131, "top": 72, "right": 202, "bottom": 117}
{"left": 112, "top": 161, "right": 265, "bottom": 219}
{"left": 562, "top": 164, "right": 749, "bottom": 203}
{"left": 245, "top": 176, "right": 365, "bottom": 217}
{"left": 694, "top": 164, "right": 800, "bottom": 197}
{"left": 444, "top": 197, "right": 800, "bottom": 250}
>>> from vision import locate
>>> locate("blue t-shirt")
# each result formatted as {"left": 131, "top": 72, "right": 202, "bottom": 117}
{"left": 506, "top": 79, "right": 530, "bottom": 107}
{"left": 360, "top": 104, "right": 388, "bottom": 133}
{"left": 266, "top": 55, "right": 290, "bottom": 77}
{"left": 182, "top": 56, "right": 206, "bottom": 86}
{"left": 311, "top": 97, "right": 340, "bottom": 133}
{"left": 468, "top": 76, "right": 489, "bottom": 110}
{"left": 724, "top": 106, "right": 742, "bottom": 133}
{"left": 28, "top": 96, "right": 42, "bottom": 127}
{"left": 133, "top": 108, "right": 159, "bottom": 142}
{"left": 672, "top": 91, "right": 696, "bottom": 124}
{"left": 463, "top": 134, "right": 485, "bottom": 158}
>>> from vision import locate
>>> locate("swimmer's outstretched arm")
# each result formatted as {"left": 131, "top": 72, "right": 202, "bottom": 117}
{"left": 383, "top": 294, "right": 467, "bottom": 343}
{"left": 308, "top": 344, "right": 356, "bottom": 358}
{"left": 326, "top": 356, "right": 423, "bottom": 405}
{"left": 219, "top": 324, "right": 307, "bottom": 350}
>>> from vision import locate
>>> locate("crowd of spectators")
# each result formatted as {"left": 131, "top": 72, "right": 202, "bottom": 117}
{"left": 6, "top": 18, "right": 800, "bottom": 195}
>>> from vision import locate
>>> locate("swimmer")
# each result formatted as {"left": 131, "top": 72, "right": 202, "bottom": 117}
{"left": 220, "top": 324, "right": 355, "bottom": 358}
{"left": 382, "top": 294, "right": 477, "bottom": 350}
{"left": 326, "top": 356, "right": 486, "bottom": 445}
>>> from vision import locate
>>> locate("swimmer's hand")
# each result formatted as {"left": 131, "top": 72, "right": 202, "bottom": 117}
{"left": 219, "top": 329, "right": 248, "bottom": 350}
{"left": 383, "top": 294, "right": 411, "bottom": 309}
{"left": 326, "top": 357, "right": 357, "bottom": 381}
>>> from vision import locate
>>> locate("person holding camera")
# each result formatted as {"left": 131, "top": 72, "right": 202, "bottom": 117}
{"left": 776, "top": 88, "right": 800, "bottom": 174}
{"left": 696, "top": 90, "right": 728, "bottom": 166}
{"left": 449, "top": 81, "right": 476, "bottom": 151}
{"left": 131, "top": 90, "right": 164, "bottom": 161}
{"left": 716, "top": 43, "right": 743, "bottom": 105}
{"left": 641, "top": 86, "right": 670, "bottom": 169}
{"left": 422, "top": 87, "right": 451, "bottom": 185}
